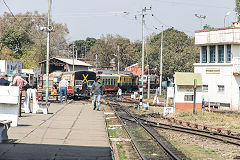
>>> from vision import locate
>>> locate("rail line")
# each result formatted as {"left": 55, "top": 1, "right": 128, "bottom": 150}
{"left": 105, "top": 98, "right": 187, "bottom": 160}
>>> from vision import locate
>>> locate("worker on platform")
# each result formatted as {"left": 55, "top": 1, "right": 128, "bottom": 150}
{"left": 91, "top": 77, "right": 103, "bottom": 111}
{"left": 12, "top": 73, "right": 28, "bottom": 116}
{"left": 117, "top": 87, "right": 122, "bottom": 100}
{"left": 153, "top": 86, "right": 160, "bottom": 104}
{"left": 59, "top": 77, "right": 68, "bottom": 104}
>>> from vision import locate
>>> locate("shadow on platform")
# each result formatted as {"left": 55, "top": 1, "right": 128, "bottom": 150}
{"left": 0, "top": 143, "right": 112, "bottom": 160}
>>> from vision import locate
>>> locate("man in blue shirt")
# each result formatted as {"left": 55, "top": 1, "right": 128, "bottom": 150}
{"left": 91, "top": 77, "right": 103, "bottom": 111}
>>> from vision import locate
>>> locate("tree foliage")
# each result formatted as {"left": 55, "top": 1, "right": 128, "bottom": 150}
{"left": 236, "top": 0, "right": 240, "bottom": 21}
{"left": 147, "top": 28, "right": 199, "bottom": 80}
{"left": 74, "top": 37, "right": 96, "bottom": 59}
{"left": 86, "top": 34, "right": 139, "bottom": 69}
{"left": 0, "top": 12, "right": 69, "bottom": 68}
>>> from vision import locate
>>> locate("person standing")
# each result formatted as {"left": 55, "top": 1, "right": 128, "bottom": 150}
{"left": 153, "top": 86, "right": 160, "bottom": 104}
{"left": 12, "top": 74, "right": 28, "bottom": 116}
{"left": 0, "top": 73, "right": 10, "bottom": 86}
{"left": 117, "top": 87, "right": 122, "bottom": 100}
{"left": 91, "top": 77, "right": 103, "bottom": 111}
{"left": 59, "top": 77, "right": 68, "bottom": 104}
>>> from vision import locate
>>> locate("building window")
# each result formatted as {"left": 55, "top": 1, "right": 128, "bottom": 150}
{"left": 184, "top": 95, "right": 194, "bottom": 101}
{"left": 201, "top": 46, "right": 207, "bottom": 63}
{"left": 218, "top": 45, "right": 224, "bottom": 63}
{"left": 226, "top": 45, "right": 231, "bottom": 63}
{"left": 218, "top": 85, "right": 224, "bottom": 92}
{"left": 210, "top": 45, "right": 215, "bottom": 63}
{"left": 202, "top": 85, "right": 208, "bottom": 92}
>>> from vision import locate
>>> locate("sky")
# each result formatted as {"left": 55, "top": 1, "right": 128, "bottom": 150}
{"left": 0, "top": 0, "right": 236, "bottom": 42}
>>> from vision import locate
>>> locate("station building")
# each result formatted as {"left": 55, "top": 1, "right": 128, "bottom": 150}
{"left": 194, "top": 22, "right": 240, "bottom": 110}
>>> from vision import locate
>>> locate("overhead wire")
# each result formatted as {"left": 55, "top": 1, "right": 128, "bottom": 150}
{"left": 150, "top": 0, "right": 233, "bottom": 10}
{"left": 2, "top": 0, "right": 44, "bottom": 40}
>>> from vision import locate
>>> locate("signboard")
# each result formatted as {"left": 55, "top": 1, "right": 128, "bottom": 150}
{"left": 167, "top": 87, "right": 174, "bottom": 98}
{"left": 206, "top": 68, "right": 220, "bottom": 74}
{"left": 163, "top": 107, "right": 174, "bottom": 116}
{"left": 5, "top": 61, "right": 22, "bottom": 75}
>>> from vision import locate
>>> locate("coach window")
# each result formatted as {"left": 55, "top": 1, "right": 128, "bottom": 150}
{"left": 87, "top": 80, "right": 94, "bottom": 87}
{"left": 75, "top": 80, "right": 83, "bottom": 87}
{"left": 110, "top": 79, "right": 113, "bottom": 85}
{"left": 113, "top": 79, "right": 116, "bottom": 85}
{"left": 108, "top": 79, "right": 110, "bottom": 85}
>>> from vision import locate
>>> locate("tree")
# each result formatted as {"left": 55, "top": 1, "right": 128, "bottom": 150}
{"left": 236, "top": 0, "right": 240, "bottom": 21}
{"left": 74, "top": 37, "right": 96, "bottom": 59}
{"left": 147, "top": 28, "right": 199, "bottom": 80}
{"left": 87, "top": 34, "right": 138, "bottom": 69}
{"left": 0, "top": 11, "right": 69, "bottom": 68}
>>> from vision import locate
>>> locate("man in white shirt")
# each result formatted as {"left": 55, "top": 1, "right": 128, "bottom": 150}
{"left": 59, "top": 78, "right": 68, "bottom": 104}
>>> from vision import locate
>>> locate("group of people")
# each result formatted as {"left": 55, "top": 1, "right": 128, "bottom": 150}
{"left": 58, "top": 77, "right": 103, "bottom": 111}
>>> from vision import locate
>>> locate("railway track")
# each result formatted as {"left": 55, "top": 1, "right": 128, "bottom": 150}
{"left": 105, "top": 99, "right": 188, "bottom": 160}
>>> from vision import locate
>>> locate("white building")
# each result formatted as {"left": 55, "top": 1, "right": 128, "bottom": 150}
{"left": 194, "top": 22, "right": 240, "bottom": 110}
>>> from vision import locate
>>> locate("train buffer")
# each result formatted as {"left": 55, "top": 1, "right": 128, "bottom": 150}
{"left": 0, "top": 120, "right": 12, "bottom": 143}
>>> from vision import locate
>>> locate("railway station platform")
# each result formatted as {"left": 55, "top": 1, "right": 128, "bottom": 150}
{"left": 0, "top": 102, "right": 112, "bottom": 160}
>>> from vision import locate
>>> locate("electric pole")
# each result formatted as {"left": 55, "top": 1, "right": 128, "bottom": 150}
{"left": 72, "top": 44, "right": 75, "bottom": 71}
{"left": 159, "top": 26, "right": 163, "bottom": 96}
{"left": 117, "top": 45, "right": 120, "bottom": 74}
{"left": 139, "top": 7, "right": 152, "bottom": 108}
{"left": 45, "top": 0, "right": 52, "bottom": 102}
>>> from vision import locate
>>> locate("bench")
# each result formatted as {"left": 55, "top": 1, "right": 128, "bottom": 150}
{"left": 33, "top": 102, "right": 50, "bottom": 114}
{"left": 0, "top": 120, "right": 12, "bottom": 143}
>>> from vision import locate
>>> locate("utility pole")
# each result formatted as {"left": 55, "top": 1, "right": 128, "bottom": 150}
{"left": 117, "top": 45, "right": 120, "bottom": 74}
{"left": 96, "top": 54, "right": 98, "bottom": 70}
{"left": 45, "top": 0, "right": 52, "bottom": 102}
{"left": 159, "top": 26, "right": 163, "bottom": 96}
{"left": 139, "top": 7, "right": 152, "bottom": 108}
{"left": 147, "top": 53, "right": 150, "bottom": 99}
{"left": 72, "top": 44, "right": 75, "bottom": 71}
{"left": 193, "top": 79, "right": 197, "bottom": 114}
{"left": 75, "top": 49, "right": 78, "bottom": 60}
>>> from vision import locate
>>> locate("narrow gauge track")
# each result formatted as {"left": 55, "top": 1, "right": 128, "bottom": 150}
{"left": 136, "top": 115, "right": 240, "bottom": 147}
{"left": 107, "top": 96, "right": 240, "bottom": 145}
{"left": 105, "top": 100, "right": 188, "bottom": 160}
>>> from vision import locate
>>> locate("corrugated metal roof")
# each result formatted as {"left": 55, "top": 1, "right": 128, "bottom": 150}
{"left": 175, "top": 72, "right": 202, "bottom": 86}
{"left": 56, "top": 58, "right": 91, "bottom": 67}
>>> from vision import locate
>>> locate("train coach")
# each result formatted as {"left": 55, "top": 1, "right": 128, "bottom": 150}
{"left": 98, "top": 74, "right": 118, "bottom": 93}
{"left": 62, "top": 70, "right": 96, "bottom": 99}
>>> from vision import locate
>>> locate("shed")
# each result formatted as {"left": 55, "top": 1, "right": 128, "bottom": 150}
{"left": 39, "top": 57, "right": 92, "bottom": 74}
{"left": 174, "top": 72, "right": 203, "bottom": 111}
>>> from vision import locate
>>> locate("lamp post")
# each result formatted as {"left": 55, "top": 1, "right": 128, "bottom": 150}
{"left": 195, "top": 14, "right": 207, "bottom": 29}
{"left": 224, "top": 11, "right": 231, "bottom": 27}
{"left": 45, "top": 0, "right": 52, "bottom": 102}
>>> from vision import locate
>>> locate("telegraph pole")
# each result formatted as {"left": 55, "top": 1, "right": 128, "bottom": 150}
{"left": 159, "top": 26, "right": 163, "bottom": 96}
{"left": 45, "top": 0, "right": 52, "bottom": 102}
{"left": 96, "top": 54, "right": 98, "bottom": 70}
{"left": 72, "top": 44, "right": 75, "bottom": 71}
{"left": 139, "top": 7, "right": 151, "bottom": 108}
{"left": 117, "top": 45, "right": 120, "bottom": 74}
